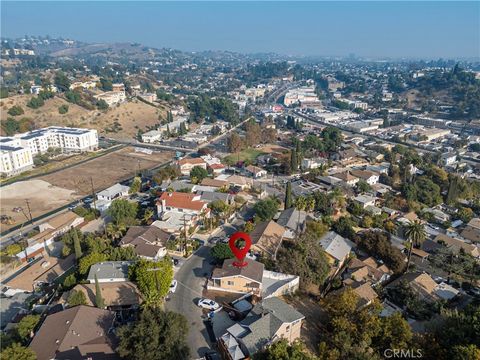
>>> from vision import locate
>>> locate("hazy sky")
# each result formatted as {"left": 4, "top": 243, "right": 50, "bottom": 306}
{"left": 1, "top": 1, "right": 479, "bottom": 59}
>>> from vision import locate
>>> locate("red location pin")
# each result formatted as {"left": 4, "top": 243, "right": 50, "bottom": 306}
{"left": 229, "top": 232, "right": 252, "bottom": 268}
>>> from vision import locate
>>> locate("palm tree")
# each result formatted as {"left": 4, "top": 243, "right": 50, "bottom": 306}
{"left": 142, "top": 208, "right": 154, "bottom": 225}
{"left": 306, "top": 197, "right": 316, "bottom": 213}
{"left": 404, "top": 220, "right": 426, "bottom": 272}
{"left": 295, "top": 196, "right": 307, "bottom": 211}
{"left": 106, "top": 222, "right": 116, "bottom": 241}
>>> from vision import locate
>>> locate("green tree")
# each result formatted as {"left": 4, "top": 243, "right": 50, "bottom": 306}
{"left": 117, "top": 307, "right": 189, "bottom": 360}
{"left": 0, "top": 343, "right": 36, "bottom": 360}
{"left": 73, "top": 228, "right": 83, "bottom": 261}
{"left": 258, "top": 339, "right": 315, "bottom": 360}
{"left": 129, "top": 176, "right": 142, "bottom": 194}
{"left": 210, "top": 243, "right": 234, "bottom": 263}
{"left": 107, "top": 199, "right": 138, "bottom": 225}
{"left": 78, "top": 252, "right": 108, "bottom": 275}
{"left": 253, "top": 197, "right": 279, "bottom": 222}
{"left": 190, "top": 166, "right": 208, "bottom": 184}
{"left": 58, "top": 104, "right": 69, "bottom": 114}
{"left": 285, "top": 182, "right": 293, "bottom": 209}
{"left": 8, "top": 105, "right": 24, "bottom": 116}
{"left": 16, "top": 315, "right": 40, "bottom": 341}
{"left": 67, "top": 290, "right": 87, "bottom": 307}
{"left": 26, "top": 96, "right": 44, "bottom": 109}
{"left": 54, "top": 71, "right": 71, "bottom": 92}
{"left": 291, "top": 148, "right": 298, "bottom": 172}
{"left": 404, "top": 220, "right": 426, "bottom": 272}
{"left": 96, "top": 99, "right": 109, "bottom": 110}
{"left": 356, "top": 180, "right": 372, "bottom": 194}
{"left": 95, "top": 274, "right": 105, "bottom": 308}
{"left": 129, "top": 258, "right": 173, "bottom": 306}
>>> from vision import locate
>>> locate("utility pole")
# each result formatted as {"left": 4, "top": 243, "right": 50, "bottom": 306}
{"left": 90, "top": 177, "right": 98, "bottom": 218}
{"left": 183, "top": 216, "right": 188, "bottom": 254}
{"left": 25, "top": 199, "right": 33, "bottom": 223}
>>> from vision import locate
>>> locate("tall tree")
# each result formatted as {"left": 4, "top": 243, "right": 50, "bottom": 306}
{"left": 285, "top": 182, "right": 293, "bottom": 209}
{"left": 404, "top": 220, "right": 426, "bottom": 272}
{"left": 291, "top": 148, "right": 298, "bottom": 172}
{"left": 117, "top": 307, "right": 189, "bottom": 360}
{"left": 73, "top": 229, "right": 82, "bottom": 260}
{"left": 95, "top": 274, "right": 105, "bottom": 309}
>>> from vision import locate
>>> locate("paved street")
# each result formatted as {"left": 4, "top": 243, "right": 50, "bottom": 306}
{"left": 166, "top": 245, "right": 215, "bottom": 358}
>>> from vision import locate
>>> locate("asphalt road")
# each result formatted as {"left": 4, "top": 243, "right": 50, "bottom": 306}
{"left": 166, "top": 245, "right": 215, "bottom": 358}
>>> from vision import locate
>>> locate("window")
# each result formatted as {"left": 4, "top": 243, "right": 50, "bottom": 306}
{"left": 227, "top": 281, "right": 234, "bottom": 286}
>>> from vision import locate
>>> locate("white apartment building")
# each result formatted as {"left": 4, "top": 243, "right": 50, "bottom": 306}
{"left": 0, "top": 142, "right": 34, "bottom": 176}
{"left": 0, "top": 127, "right": 98, "bottom": 176}
{"left": 284, "top": 86, "right": 318, "bottom": 106}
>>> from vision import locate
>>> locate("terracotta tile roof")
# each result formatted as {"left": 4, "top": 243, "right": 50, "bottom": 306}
{"left": 158, "top": 191, "right": 207, "bottom": 211}
{"left": 208, "top": 163, "right": 225, "bottom": 169}
{"left": 177, "top": 157, "right": 206, "bottom": 166}
{"left": 29, "top": 305, "right": 117, "bottom": 360}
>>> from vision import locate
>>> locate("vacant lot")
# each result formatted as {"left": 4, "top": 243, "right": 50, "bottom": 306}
{"left": 40, "top": 147, "right": 173, "bottom": 195}
{"left": 0, "top": 179, "right": 78, "bottom": 232}
{"left": 0, "top": 147, "right": 173, "bottom": 232}
{"left": 223, "top": 148, "right": 266, "bottom": 165}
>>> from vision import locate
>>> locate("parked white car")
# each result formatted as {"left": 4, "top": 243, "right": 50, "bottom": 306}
{"left": 197, "top": 298, "right": 220, "bottom": 311}
{"left": 169, "top": 280, "right": 178, "bottom": 293}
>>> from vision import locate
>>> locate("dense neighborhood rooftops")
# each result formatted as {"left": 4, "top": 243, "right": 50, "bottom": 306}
{"left": 29, "top": 305, "right": 117, "bottom": 360}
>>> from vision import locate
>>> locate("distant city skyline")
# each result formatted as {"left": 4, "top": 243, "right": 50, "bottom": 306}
{"left": 1, "top": 1, "right": 479, "bottom": 59}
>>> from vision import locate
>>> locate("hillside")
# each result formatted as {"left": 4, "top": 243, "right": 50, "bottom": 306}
{"left": 0, "top": 95, "right": 168, "bottom": 139}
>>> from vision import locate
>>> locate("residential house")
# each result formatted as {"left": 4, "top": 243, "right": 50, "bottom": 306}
{"left": 218, "top": 297, "right": 304, "bottom": 360}
{"left": 208, "top": 258, "right": 299, "bottom": 299}
{"left": 176, "top": 157, "right": 207, "bottom": 175}
{"left": 250, "top": 220, "right": 286, "bottom": 259}
{"left": 208, "top": 163, "right": 226, "bottom": 175}
{"left": 29, "top": 306, "right": 118, "bottom": 360}
{"left": 339, "top": 282, "right": 378, "bottom": 309}
{"left": 245, "top": 165, "right": 267, "bottom": 179}
{"left": 119, "top": 226, "right": 171, "bottom": 260}
{"left": 332, "top": 171, "right": 359, "bottom": 186}
{"left": 209, "top": 258, "right": 264, "bottom": 297}
{"left": 276, "top": 208, "right": 307, "bottom": 239}
{"left": 225, "top": 175, "right": 252, "bottom": 190}
{"left": 461, "top": 218, "right": 480, "bottom": 243}
{"left": 434, "top": 234, "right": 480, "bottom": 258}
{"left": 353, "top": 195, "right": 377, "bottom": 208}
{"left": 344, "top": 257, "right": 392, "bottom": 286}
{"left": 387, "top": 272, "right": 459, "bottom": 303}
{"left": 350, "top": 169, "right": 379, "bottom": 185}
{"left": 423, "top": 207, "right": 450, "bottom": 223}
{"left": 301, "top": 158, "right": 327, "bottom": 170}
{"left": 157, "top": 191, "right": 209, "bottom": 219}
{"left": 200, "top": 178, "right": 228, "bottom": 189}
{"left": 87, "top": 261, "right": 132, "bottom": 283}
{"left": 319, "top": 231, "right": 355, "bottom": 276}
{"left": 16, "top": 212, "right": 84, "bottom": 261}
{"left": 199, "top": 191, "right": 234, "bottom": 206}
{"left": 97, "top": 183, "right": 130, "bottom": 202}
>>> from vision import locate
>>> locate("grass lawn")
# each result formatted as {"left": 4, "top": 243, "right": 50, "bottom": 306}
{"left": 223, "top": 148, "right": 265, "bottom": 165}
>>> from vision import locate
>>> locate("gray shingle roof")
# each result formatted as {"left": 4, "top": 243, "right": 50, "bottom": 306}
{"left": 319, "top": 231, "right": 355, "bottom": 261}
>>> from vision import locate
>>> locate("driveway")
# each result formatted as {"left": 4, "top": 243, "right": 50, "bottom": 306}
{"left": 165, "top": 245, "right": 215, "bottom": 358}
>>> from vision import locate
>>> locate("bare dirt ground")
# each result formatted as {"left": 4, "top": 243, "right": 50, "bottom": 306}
{"left": 283, "top": 294, "right": 328, "bottom": 355}
{"left": 0, "top": 147, "right": 173, "bottom": 232}
{"left": 258, "top": 144, "right": 288, "bottom": 154}
{"left": 0, "top": 95, "right": 167, "bottom": 139}
{"left": 40, "top": 147, "right": 173, "bottom": 195}
{"left": 0, "top": 179, "right": 78, "bottom": 232}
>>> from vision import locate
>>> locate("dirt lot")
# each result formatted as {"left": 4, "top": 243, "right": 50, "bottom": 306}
{"left": 0, "top": 147, "right": 173, "bottom": 232}
{"left": 40, "top": 147, "right": 173, "bottom": 195}
{"left": 0, "top": 95, "right": 167, "bottom": 139}
{"left": 258, "top": 144, "right": 288, "bottom": 154}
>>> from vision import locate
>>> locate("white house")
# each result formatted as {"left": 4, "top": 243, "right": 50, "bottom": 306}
{"left": 97, "top": 183, "right": 130, "bottom": 202}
